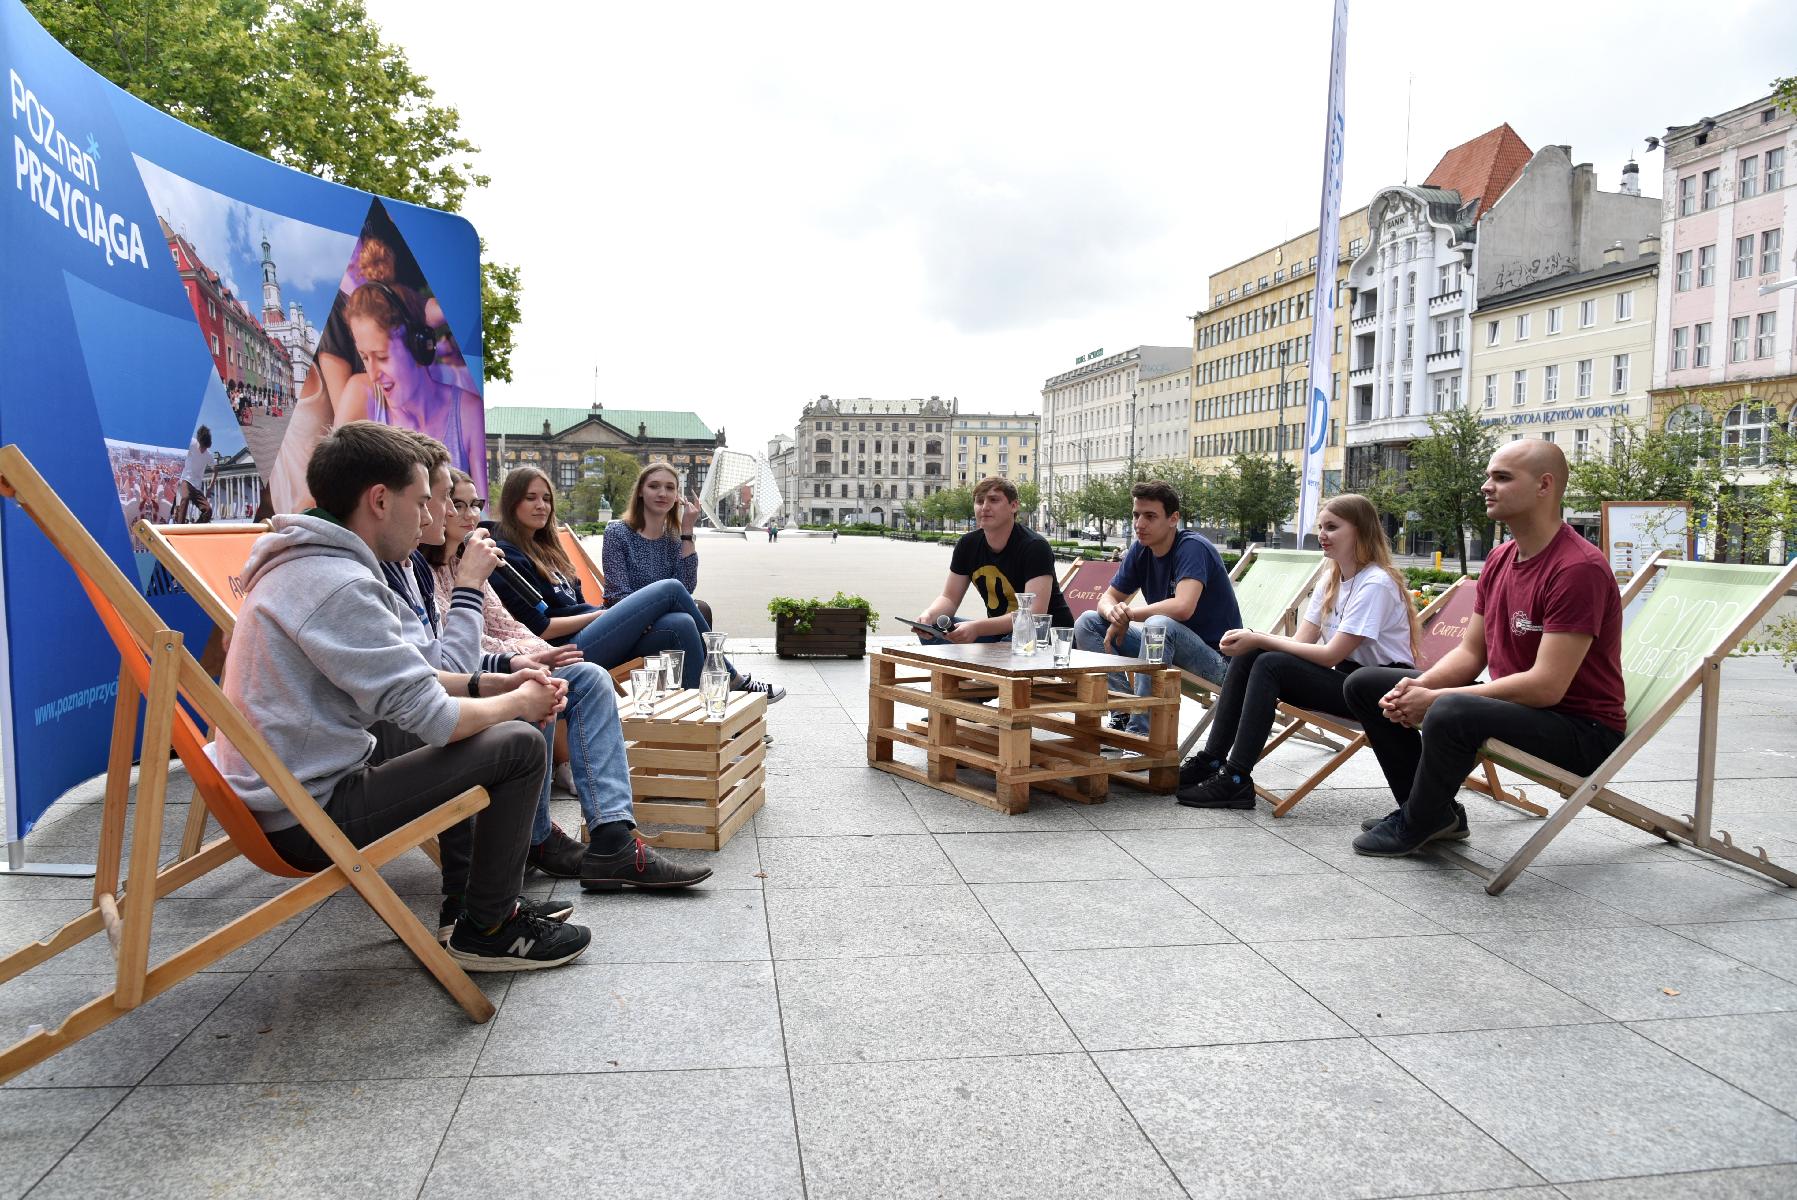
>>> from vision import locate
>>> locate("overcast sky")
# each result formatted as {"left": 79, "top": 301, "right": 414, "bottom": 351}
{"left": 363, "top": 0, "right": 1797, "bottom": 456}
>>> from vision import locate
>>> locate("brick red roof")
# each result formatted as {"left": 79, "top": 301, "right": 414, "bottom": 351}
{"left": 1422, "top": 124, "right": 1532, "bottom": 221}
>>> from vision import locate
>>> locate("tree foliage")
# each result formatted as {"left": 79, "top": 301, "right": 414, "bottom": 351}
{"left": 1138, "top": 459, "right": 1211, "bottom": 528}
{"left": 27, "top": 0, "right": 523, "bottom": 379}
{"left": 1210, "top": 454, "right": 1297, "bottom": 545}
{"left": 1565, "top": 418, "right": 1698, "bottom": 511}
{"left": 1775, "top": 73, "right": 1797, "bottom": 115}
{"left": 1404, "top": 408, "right": 1499, "bottom": 575}
{"left": 1074, "top": 474, "right": 1132, "bottom": 542}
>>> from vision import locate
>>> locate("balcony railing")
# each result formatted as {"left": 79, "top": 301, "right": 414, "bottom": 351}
{"left": 1426, "top": 348, "right": 1462, "bottom": 369}
{"left": 1351, "top": 313, "right": 1378, "bottom": 332}
{"left": 1428, "top": 289, "right": 1464, "bottom": 311}
{"left": 1349, "top": 366, "right": 1374, "bottom": 383}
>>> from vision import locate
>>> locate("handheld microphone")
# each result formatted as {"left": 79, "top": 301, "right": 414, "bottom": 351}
{"left": 462, "top": 531, "right": 547, "bottom": 614}
{"left": 932, "top": 614, "right": 953, "bottom": 633}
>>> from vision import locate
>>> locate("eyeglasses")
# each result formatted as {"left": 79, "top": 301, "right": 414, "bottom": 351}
{"left": 451, "top": 499, "right": 486, "bottom": 513}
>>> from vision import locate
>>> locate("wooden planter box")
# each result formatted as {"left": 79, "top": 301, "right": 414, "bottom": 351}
{"left": 624, "top": 689, "right": 767, "bottom": 851}
{"left": 774, "top": 608, "right": 868, "bottom": 658}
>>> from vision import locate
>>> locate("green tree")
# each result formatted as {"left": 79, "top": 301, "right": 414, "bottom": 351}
{"left": 1775, "top": 73, "right": 1796, "bottom": 114}
{"left": 1015, "top": 480, "right": 1040, "bottom": 518}
{"left": 1139, "top": 458, "right": 1209, "bottom": 528}
{"left": 1045, "top": 486, "right": 1081, "bottom": 538}
{"left": 1075, "top": 473, "right": 1131, "bottom": 543}
{"left": 1406, "top": 408, "right": 1499, "bottom": 575}
{"left": 28, "top": 0, "right": 524, "bottom": 380}
{"left": 1566, "top": 418, "right": 1698, "bottom": 511}
{"left": 1211, "top": 454, "right": 1297, "bottom": 546}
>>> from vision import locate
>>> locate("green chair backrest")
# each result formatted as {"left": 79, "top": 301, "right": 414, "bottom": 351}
{"left": 1620, "top": 560, "right": 1782, "bottom": 732}
{"left": 1233, "top": 549, "right": 1325, "bottom": 632}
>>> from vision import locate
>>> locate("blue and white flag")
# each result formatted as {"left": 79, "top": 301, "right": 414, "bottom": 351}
{"left": 1298, "top": 0, "right": 1349, "bottom": 542}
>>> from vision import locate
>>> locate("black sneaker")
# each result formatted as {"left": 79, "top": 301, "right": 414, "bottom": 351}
{"left": 1359, "top": 803, "right": 1469, "bottom": 841}
{"left": 581, "top": 837, "right": 713, "bottom": 891}
{"left": 1178, "top": 752, "right": 1224, "bottom": 788}
{"left": 733, "top": 675, "right": 787, "bottom": 705}
{"left": 438, "top": 894, "right": 575, "bottom": 942}
{"left": 526, "top": 823, "right": 587, "bottom": 879}
{"left": 1177, "top": 768, "right": 1256, "bottom": 810}
{"left": 447, "top": 906, "right": 591, "bottom": 972}
{"left": 1106, "top": 712, "right": 1131, "bottom": 732}
{"left": 1351, "top": 809, "right": 1463, "bottom": 857}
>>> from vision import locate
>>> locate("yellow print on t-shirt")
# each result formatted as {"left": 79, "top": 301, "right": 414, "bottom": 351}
{"left": 970, "top": 566, "right": 1019, "bottom": 615}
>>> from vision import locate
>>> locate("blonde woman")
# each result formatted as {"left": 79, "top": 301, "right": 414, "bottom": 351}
{"left": 601, "top": 462, "right": 706, "bottom": 621}
{"left": 1175, "top": 494, "right": 1420, "bottom": 810}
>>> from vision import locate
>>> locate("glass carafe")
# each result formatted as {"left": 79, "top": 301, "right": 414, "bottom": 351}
{"left": 702, "top": 631, "right": 728, "bottom": 676}
{"left": 1012, "top": 592, "right": 1038, "bottom": 653}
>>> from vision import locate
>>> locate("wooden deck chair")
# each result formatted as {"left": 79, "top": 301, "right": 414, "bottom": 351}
{"left": 1442, "top": 553, "right": 1797, "bottom": 895}
{"left": 1058, "top": 559, "right": 1123, "bottom": 621}
{"left": 557, "top": 523, "right": 605, "bottom": 607}
{"left": 1249, "top": 577, "right": 1539, "bottom": 818}
{"left": 0, "top": 445, "right": 494, "bottom": 1085}
{"left": 1176, "top": 545, "right": 1331, "bottom": 757}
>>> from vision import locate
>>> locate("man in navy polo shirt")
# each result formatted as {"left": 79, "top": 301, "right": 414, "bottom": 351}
{"left": 1073, "top": 480, "right": 1241, "bottom": 734}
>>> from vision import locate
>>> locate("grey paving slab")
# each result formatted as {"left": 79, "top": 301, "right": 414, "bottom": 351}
{"left": 1256, "top": 933, "right": 1608, "bottom": 1035}
{"left": 934, "top": 831, "right": 1153, "bottom": 884}
{"left": 755, "top": 833, "right": 957, "bottom": 888}
{"left": 1077, "top": 790, "right": 1255, "bottom": 829}
{"left": 30, "top": 1079, "right": 462, "bottom": 1199}
{"left": 423, "top": 1067, "right": 804, "bottom": 1199}
{"left": 1241, "top": 784, "right": 1406, "bottom": 827}
{"left": 475, "top": 959, "right": 783, "bottom": 1074}
{"left": 897, "top": 778, "right": 1098, "bottom": 832}
{"left": 1097, "top": 1039, "right": 1542, "bottom": 1199}
{"left": 1359, "top": 867, "right": 1642, "bottom": 933}
{"left": 1106, "top": 825, "right": 1335, "bottom": 878}
{"left": 1170, "top": 872, "right": 1449, "bottom": 943}
{"left": 751, "top": 770, "right": 927, "bottom": 836}
{"left": 145, "top": 967, "right": 508, "bottom": 1084}
{"left": 1557, "top": 1164, "right": 1797, "bottom": 1198}
{"left": 1627, "top": 1011, "right": 1797, "bottom": 1117}
{"left": 1461, "top": 820, "right": 1684, "bottom": 866}
{"left": 0, "top": 1087, "right": 123, "bottom": 1200}
{"left": 1673, "top": 919, "right": 1797, "bottom": 984}
{"left": 776, "top": 951, "right": 1076, "bottom": 1064}
{"left": 971, "top": 878, "right": 1234, "bottom": 952}
{"left": 1469, "top": 925, "right": 1797, "bottom": 1022}
{"left": 790, "top": 1053, "right": 1185, "bottom": 1200}
{"left": 0, "top": 895, "right": 302, "bottom": 975}
{"left": 0, "top": 972, "right": 243, "bottom": 1088}
{"left": 549, "top": 887, "right": 769, "bottom": 963}
{"left": 1517, "top": 861, "right": 1797, "bottom": 926}
{"left": 763, "top": 726, "right": 880, "bottom": 765}
{"left": 1374, "top": 1024, "right": 1797, "bottom": 1183}
{"left": 637, "top": 829, "right": 764, "bottom": 890}
{"left": 1021, "top": 943, "right": 1352, "bottom": 1051}
{"left": 1262, "top": 820, "right": 1507, "bottom": 876}
{"left": 255, "top": 891, "right": 446, "bottom": 972}
{"left": 764, "top": 883, "right": 1006, "bottom": 959}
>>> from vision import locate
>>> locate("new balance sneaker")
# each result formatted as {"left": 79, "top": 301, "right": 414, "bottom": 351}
{"left": 526, "top": 823, "right": 587, "bottom": 878}
{"left": 733, "top": 675, "right": 787, "bottom": 705}
{"left": 1351, "top": 809, "right": 1464, "bottom": 857}
{"left": 447, "top": 906, "right": 591, "bottom": 972}
{"left": 438, "top": 894, "right": 575, "bottom": 942}
{"left": 581, "top": 837, "right": 713, "bottom": 892}
{"left": 1176, "top": 768, "right": 1256, "bottom": 810}
{"left": 1178, "top": 752, "right": 1225, "bottom": 789}
{"left": 1358, "top": 803, "right": 1469, "bottom": 841}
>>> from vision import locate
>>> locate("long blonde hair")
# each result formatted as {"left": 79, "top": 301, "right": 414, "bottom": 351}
{"left": 1316, "top": 494, "right": 1421, "bottom": 662}
{"left": 623, "top": 462, "right": 682, "bottom": 539}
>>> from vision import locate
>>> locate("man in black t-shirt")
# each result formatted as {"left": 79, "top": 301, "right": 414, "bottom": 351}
{"left": 917, "top": 476, "right": 1073, "bottom": 643}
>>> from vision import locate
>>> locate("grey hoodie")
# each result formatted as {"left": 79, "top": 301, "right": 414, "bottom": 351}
{"left": 208, "top": 515, "right": 459, "bottom": 830}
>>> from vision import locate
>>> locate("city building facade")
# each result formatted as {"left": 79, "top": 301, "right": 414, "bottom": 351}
{"left": 161, "top": 217, "right": 297, "bottom": 401}
{"left": 766, "top": 433, "right": 800, "bottom": 523}
{"left": 1134, "top": 358, "right": 1191, "bottom": 466}
{"left": 1649, "top": 92, "right": 1797, "bottom": 485}
{"left": 257, "top": 234, "right": 320, "bottom": 393}
{"left": 1040, "top": 345, "right": 1186, "bottom": 512}
{"left": 949, "top": 411, "right": 1039, "bottom": 490}
{"left": 1190, "top": 208, "right": 1368, "bottom": 490}
{"left": 792, "top": 394, "right": 952, "bottom": 525}
{"left": 484, "top": 404, "right": 719, "bottom": 496}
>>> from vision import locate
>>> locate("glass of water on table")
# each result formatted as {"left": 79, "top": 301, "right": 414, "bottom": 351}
{"left": 630, "top": 669, "right": 658, "bottom": 717}
{"left": 701, "top": 667, "right": 730, "bottom": 718}
{"left": 661, "top": 649, "right": 684, "bottom": 693}
{"left": 1142, "top": 627, "right": 1167, "bottom": 665}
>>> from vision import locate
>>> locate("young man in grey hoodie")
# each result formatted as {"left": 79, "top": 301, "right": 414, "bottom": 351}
{"left": 209, "top": 421, "right": 591, "bottom": 971}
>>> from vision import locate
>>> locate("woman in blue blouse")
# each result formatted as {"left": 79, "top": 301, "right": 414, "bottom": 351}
{"left": 602, "top": 463, "right": 711, "bottom": 625}
{"left": 488, "top": 466, "right": 782, "bottom": 702}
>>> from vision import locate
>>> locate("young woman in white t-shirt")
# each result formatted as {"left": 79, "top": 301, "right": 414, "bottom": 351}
{"left": 1175, "top": 494, "right": 1421, "bottom": 809}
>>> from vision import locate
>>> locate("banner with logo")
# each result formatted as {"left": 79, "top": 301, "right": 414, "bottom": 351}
{"left": 0, "top": 0, "right": 484, "bottom": 841}
{"left": 1297, "top": 0, "right": 1349, "bottom": 543}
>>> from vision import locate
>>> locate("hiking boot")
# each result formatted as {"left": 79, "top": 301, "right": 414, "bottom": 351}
{"left": 1351, "top": 809, "right": 1464, "bottom": 857}
{"left": 447, "top": 905, "right": 591, "bottom": 972}
{"left": 526, "top": 823, "right": 587, "bottom": 879}
{"left": 1178, "top": 752, "right": 1224, "bottom": 788}
{"left": 1359, "top": 803, "right": 1469, "bottom": 841}
{"left": 438, "top": 894, "right": 575, "bottom": 942}
{"left": 1176, "top": 768, "right": 1257, "bottom": 810}
{"left": 581, "top": 837, "right": 713, "bottom": 892}
{"left": 733, "top": 675, "right": 787, "bottom": 705}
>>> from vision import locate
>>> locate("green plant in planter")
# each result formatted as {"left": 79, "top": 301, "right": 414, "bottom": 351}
{"left": 767, "top": 591, "right": 880, "bottom": 634}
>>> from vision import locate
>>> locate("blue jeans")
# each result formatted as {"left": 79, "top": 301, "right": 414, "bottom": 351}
{"left": 915, "top": 615, "right": 1008, "bottom": 645}
{"left": 570, "top": 578, "right": 717, "bottom": 687}
{"left": 1072, "top": 610, "right": 1227, "bottom": 734}
{"left": 532, "top": 660, "right": 636, "bottom": 844}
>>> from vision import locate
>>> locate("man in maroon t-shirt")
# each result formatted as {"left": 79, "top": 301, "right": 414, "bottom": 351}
{"left": 1342, "top": 439, "right": 1626, "bottom": 857}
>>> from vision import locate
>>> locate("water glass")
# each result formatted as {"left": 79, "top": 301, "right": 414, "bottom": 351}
{"left": 642, "top": 655, "right": 665, "bottom": 697}
{"left": 1033, "top": 614, "right": 1052, "bottom": 649}
{"left": 629, "top": 669, "right": 658, "bottom": 716}
{"left": 1142, "top": 627, "right": 1167, "bottom": 665}
{"left": 1050, "top": 626, "right": 1075, "bottom": 665}
{"left": 701, "top": 668, "right": 730, "bottom": 718}
{"left": 661, "top": 649, "right": 684, "bottom": 693}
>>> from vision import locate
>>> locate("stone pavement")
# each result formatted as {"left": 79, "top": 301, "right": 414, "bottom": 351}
{"left": 2, "top": 654, "right": 1796, "bottom": 1198}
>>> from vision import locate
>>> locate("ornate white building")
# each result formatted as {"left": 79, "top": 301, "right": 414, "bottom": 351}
{"left": 257, "top": 234, "right": 320, "bottom": 391}
{"left": 793, "top": 395, "right": 952, "bottom": 525}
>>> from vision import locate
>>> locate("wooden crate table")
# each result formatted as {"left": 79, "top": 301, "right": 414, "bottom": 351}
{"left": 866, "top": 643, "right": 1180, "bottom": 814}
{"left": 621, "top": 687, "right": 767, "bottom": 850}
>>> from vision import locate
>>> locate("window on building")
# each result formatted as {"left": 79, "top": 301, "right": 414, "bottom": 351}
{"left": 558, "top": 463, "right": 577, "bottom": 491}
{"left": 1756, "top": 312, "right": 1777, "bottom": 359}
{"left": 1731, "top": 315, "right": 1751, "bottom": 362}
{"left": 1763, "top": 229, "right": 1783, "bottom": 276}
{"left": 1577, "top": 298, "right": 1594, "bottom": 329}
{"left": 1678, "top": 175, "right": 1697, "bottom": 216}
{"left": 1611, "top": 354, "right": 1630, "bottom": 394}
{"left": 1701, "top": 167, "right": 1720, "bottom": 209}
{"left": 1694, "top": 323, "right": 1712, "bottom": 367}
{"left": 1737, "top": 235, "right": 1757, "bottom": 280}
{"left": 1544, "top": 363, "right": 1560, "bottom": 403}
{"left": 1486, "top": 320, "right": 1499, "bottom": 347}
{"left": 1574, "top": 427, "right": 1591, "bottom": 459}
{"left": 1541, "top": 430, "right": 1556, "bottom": 445}
{"left": 1739, "top": 154, "right": 1760, "bottom": 199}
{"left": 1767, "top": 147, "right": 1785, "bottom": 190}
{"left": 1697, "top": 246, "right": 1716, "bottom": 288}
{"left": 1547, "top": 306, "right": 1563, "bottom": 334}
{"left": 1615, "top": 290, "right": 1634, "bottom": 321}
{"left": 1515, "top": 313, "right": 1531, "bottom": 340}
{"left": 1672, "top": 326, "right": 1689, "bottom": 370}
{"left": 1484, "top": 374, "right": 1497, "bottom": 409}
{"left": 1724, "top": 403, "right": 1773, "bottom": 466}
{"left": 1676, "top": 250, "right": 1693, "bottom": 291}
{"left": 1513, "top": 370, "right": 1527, "bottom": 406}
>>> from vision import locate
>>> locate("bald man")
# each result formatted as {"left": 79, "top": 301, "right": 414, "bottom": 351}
{"left": 1344, "top": 439, "right": 1626, "bottom": 857}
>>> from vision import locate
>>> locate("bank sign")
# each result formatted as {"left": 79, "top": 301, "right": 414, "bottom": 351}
{"left": 1480, "top": 401, "right": 1631, "bottom": 428}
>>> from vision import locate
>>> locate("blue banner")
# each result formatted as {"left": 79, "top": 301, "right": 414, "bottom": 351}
{"left": 0, "top": 1, "right": 484, "bottom": 840}
{"left": 1298, "top": 0, "right": 1348, "bottom": 543}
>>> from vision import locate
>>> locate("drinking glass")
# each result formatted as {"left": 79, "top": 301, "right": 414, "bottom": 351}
{"left": 701, "top": 668, "right": 730, "bottom": 718}
{"left": 1033, "top": 614, "right": 1052, "bottom": 649}
{"left": 1142, "top": 627, "right": 1167, "bottom": 665}
{"left": 1050, "top": 626, "right": 1075, "bottom": 665}
{"left": 661, "top": 649, "right": 684, "bottom": 693}
{"left": 629, "top": 669, "right": 657, "bottom": 717}
{"left": 642, "top": 655, "right": 665, "bottom": 698}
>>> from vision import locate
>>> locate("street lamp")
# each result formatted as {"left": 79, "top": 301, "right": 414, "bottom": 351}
{"left": 1760, "top": 277, "right": 1797, "bottom": 296}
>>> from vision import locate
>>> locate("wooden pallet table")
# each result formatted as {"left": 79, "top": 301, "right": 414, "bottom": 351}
{"left": 867, "top": 642, "right": 1180, "bottom": 815}
{"left": 622, "top": 687, "right": 767, "bottom": 850}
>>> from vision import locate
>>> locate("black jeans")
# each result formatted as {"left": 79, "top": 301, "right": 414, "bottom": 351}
{"left": 1341, "top": 667, "right": 1625, "bottom": 832}
{"left": 265, "top": 722, "right": 546, "bottom": 927}
{"left": 1203, "top": 649, "right": 1362, "bottom": 773}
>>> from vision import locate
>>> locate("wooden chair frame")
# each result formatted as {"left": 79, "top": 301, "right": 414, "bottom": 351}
{"left": 0, "top": 445, "right": 495, "bottom": 1085}
{"left": 1439, "top": 552, "right": 1797, "bottom": 895}
{"left": 558, "top": 522, "right": 606, "bottom": 607}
